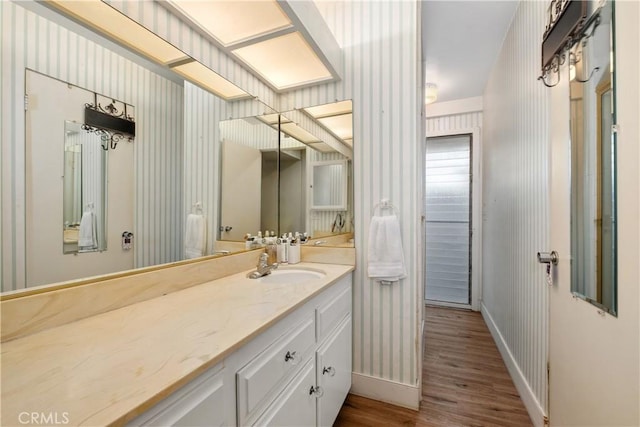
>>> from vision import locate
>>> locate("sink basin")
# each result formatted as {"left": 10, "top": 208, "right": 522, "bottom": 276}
{"left": 258, "top": 268, "right": 326, "bottom": 284}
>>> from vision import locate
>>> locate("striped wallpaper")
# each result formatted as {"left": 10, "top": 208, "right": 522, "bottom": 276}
{"left": 482, "top": 1, "right": 550, "bottom": 420}
{"left": 1, "top": 1, "right": 184, "bottom": 291}
{"left": 427, "top": 111, "right": 483, "bottom": 134}
{"left": 2, "top": 0, "right": 424, "bottom": 392}
{"left": 282, "top": 1, "right": 423, "bottom": 386}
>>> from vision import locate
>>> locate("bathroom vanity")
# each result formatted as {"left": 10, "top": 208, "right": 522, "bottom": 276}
{"left": 0, "top": 255, "right": 353, "bottom": 427}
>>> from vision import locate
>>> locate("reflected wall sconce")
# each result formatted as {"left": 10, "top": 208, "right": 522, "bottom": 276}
{"left": 425, "top": 83, "right": 438, "bottom": 105}
{"left": 82, "top": 94, "right": 136, "bottom": 151}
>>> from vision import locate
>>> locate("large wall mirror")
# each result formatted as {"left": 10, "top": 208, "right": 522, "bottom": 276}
{"left": 4, "top": 1, "right": 354, "bottom": 294}
{"left": 217, "top": 101, "right": 354, "bottom": 247}
{"left": 569, "top": 0, "right": 617, "bottom": 315}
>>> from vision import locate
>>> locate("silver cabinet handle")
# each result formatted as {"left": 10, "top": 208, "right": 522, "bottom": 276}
{"left": 322, "top": 366, "right": 336, "bottom": 377}
{"left": 309, "top": 385, "right": 324, "bottom": 397}
{"left": 284, "top": 350, "right": 297, "bottom": 362}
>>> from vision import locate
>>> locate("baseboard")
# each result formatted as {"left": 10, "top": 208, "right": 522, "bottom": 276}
{"left": 481, "top": 303, "right": 547, "bottom": 427}
{"left": 350, "top": 373, "right": 421, "bottom": 410}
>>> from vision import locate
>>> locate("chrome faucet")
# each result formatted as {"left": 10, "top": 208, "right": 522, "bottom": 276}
{"left": 247, "top": 253, "right": 278, "bottom": 279}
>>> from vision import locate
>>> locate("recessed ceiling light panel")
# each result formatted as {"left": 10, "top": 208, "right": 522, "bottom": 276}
{"left": 232, "top": 32, "right": 333, "bottom": 90}
{"left": 48, "top": 0, "right": 186, "bottom": 65}
{"left": 171, "top": 61, "right": 249, "bottom": 100}
{"left": 317, "top": 113, "right": 353, "bottom": 140}
{"left": 169, "top": 0, "right": 292, "bottom": 46}
{"left": 304, "top": 100, "right": 352, "bottom": 118}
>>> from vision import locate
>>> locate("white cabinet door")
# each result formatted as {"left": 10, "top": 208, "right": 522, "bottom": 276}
{"left": 128, "top": 365, "right": 226, "bottom": 427}
{"left": 254, "top": 358, "right": 316, "bottom": 427}
{"left": 316, "top": 315, "right": 352, "bottom": 427}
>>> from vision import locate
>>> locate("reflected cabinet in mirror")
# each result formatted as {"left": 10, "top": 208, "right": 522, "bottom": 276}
{"left": 569, "top": 0, "right": 617, "bottom": 315}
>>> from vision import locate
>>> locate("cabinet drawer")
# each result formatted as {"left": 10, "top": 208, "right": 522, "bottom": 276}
{"left": 253, "top": 358, "right": 316, "bottom": 427}
{"left": 316, "top": 282, "right": 351, "bottom": 342}
{"left": 237, "top": 315, "right": 315, "bottom": 425}
{"left": 128, "top": 363, "right": 225, "bottom": 427}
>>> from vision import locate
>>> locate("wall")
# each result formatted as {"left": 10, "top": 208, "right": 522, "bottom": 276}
{"left": 0, "top": 1, "right": 184, "bottom": 292}
{"left": 282, "top": 1, "right": 424, "bottom": 406}
{"left": 482, "top": 1, "right": 550, "bottom": 424}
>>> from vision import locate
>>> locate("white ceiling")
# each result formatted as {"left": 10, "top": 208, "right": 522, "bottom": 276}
{"left": 422, "top": 1, "right": 519, "bottom": 103}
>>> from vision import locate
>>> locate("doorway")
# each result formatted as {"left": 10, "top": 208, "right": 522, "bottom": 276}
{"left": 424, "top": 131, "right": 481, "bottom": 309}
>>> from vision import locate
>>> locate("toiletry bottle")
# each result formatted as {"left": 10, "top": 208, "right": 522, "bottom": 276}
{"left": 266, "top": 239, "right": 277, "bottom": 265}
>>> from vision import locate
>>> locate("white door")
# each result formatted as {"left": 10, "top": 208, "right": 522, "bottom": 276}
{"left": 548, "top": 3, "right": 639, "bottom": 425}
{"left": 25, "top": 71, "right": 134, "bottom": 287}
{"left": 219, "top": 140, "right": 262, "bottom": 241}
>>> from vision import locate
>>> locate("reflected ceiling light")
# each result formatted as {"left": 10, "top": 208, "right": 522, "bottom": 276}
{"left": 232, "top": 32, "right": 333, "bottom": 90}
{"left": 168, "top": 0, "right": 292, "bottom": 47}
{"left": 170, "top": 60, "right": 249, "bottom": 100}
{"left": 306, "top": 142, "right": 335, "bottom": 153}
{"left": 47, "top": 0, "right": 185, "bottom": 65}
{"left": 304, "top": 100, "right": 352, "bottom": 118}
{"left": 425, "top": 83, "right": 438, "bottom": 104}
{"left": 304, "top": 100, "right": 353, "bottom": 146}
{"left": 257, "top": 114, "right": 292, "bottom": 126}
{"left": 47, "top": 0, "right": 251, "bottom": 101}
{"left": 280, "top": 122, "right": 322, "bottom": 144}
{"left": 317, "top": 113, "right": 353, "bottom": 140}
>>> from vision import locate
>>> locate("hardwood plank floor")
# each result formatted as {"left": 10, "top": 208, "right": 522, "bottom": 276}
{"left": 334, "top": 306, "right": 533, "bottom": 426}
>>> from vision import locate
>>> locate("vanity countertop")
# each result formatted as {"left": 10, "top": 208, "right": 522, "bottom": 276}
{"left": 0, "top": 262, "right": 354, "bottom": 427}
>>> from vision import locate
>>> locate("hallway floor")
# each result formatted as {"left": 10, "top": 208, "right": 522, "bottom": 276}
{"left": 334, "top": 306, "right": 533, "bottom": 426}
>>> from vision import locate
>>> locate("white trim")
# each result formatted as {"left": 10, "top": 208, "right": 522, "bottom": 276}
{"left": 481, "top": 303, "right": 547, "bottom": 427}
{"left": 350, "top": 373, "right": 421, "bottom": 410}
{"left": 425, "top": 96, "right": 483, "bottom": 118}
{"left": 424, "top": 127, "right": 483, "bottom": 311}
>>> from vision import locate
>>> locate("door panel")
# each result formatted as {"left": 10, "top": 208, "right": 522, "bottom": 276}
{"left": 425, "top": 135, "right": 471, "bottom": 305}
{"left": 548, "top": 4, "right": 640, "bottom": 424}
{"left": 220, "top": 140, "right": 261, "bottom": 241}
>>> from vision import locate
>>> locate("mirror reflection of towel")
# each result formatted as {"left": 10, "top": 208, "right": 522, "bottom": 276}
{"left": 185, "top": 214, "right": 207, "bottom": 259}
{"left": 78, "top": 211, "right": 97, "bottom": 249}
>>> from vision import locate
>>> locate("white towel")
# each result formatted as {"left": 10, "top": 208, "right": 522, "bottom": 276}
{"left": 185, "top": 214, "right": 206, "bottom": 259}
{"left": 78, "top": 211, "right": 97, "bottom": 249}
{"left": 367, "top": 215, "right": 407, "bottom": 282}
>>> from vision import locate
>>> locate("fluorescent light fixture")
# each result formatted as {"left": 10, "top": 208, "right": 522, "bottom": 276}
{"left": 306, "top": 142, "right": 335, "bottom": 153}
{"left": 304, "top": 100, "right": 352, "bottom": 118}
{"left": 170, "top": 60, "right": 249, "bottom": 100}
{"left": 168, "top": 0, "right": 292, "bottom": 46}
{"left": 317, "top": 113, "right": 353, "bottom": 140}
{"left": 257, "top": 114, "right": 292, "bottom": 126}
{"left": 280, "top": 123, "right": 321, "bottom": 144}
{"left": 232, "top": 32, "right": 333, "bottom": 90}
{"left": 425, "top": 83, "right": 438, "bottom": 104}
{"left": 304, "top": 100, "right": 353, "bottom": 146}
{"left": 47, "top": 0, "right": 185, "bottom": 65}
{"left": 48, "top": 0, "right": 250, "bottom": 101}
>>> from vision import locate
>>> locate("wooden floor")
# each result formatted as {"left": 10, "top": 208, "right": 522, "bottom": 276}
{"left": 334, "top": 306, "right": 533, "bottom": 426}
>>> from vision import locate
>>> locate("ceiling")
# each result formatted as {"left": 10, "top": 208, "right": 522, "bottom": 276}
{"left": 422, "top": 1, "right": 519, "bottom": 103}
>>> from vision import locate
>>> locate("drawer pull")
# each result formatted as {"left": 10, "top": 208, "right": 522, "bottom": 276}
{"left": 309, "top": 385, "right": 324, "bottom": 397}
{"left": 322, "top": 366, "right": 336, "bottom": 377}
{"left": 284, "top": 350, "right": 297, "bottom": 362}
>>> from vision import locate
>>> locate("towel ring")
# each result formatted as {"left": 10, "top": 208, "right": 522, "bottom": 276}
{"left": 372, "top": 199, "right": 399, "bottom": 216}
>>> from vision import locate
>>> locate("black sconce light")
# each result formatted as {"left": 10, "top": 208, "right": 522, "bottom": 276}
{"left": 82, "top": 93, "right": 136, "bottom": 150}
